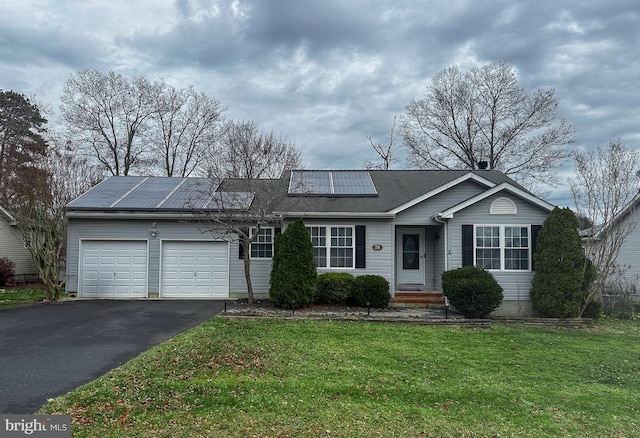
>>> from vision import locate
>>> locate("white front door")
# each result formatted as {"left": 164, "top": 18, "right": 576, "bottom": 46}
{"left": 397, "top": 228, "right": 425, "bottom": 285}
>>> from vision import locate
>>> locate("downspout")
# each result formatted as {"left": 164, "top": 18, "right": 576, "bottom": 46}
{"left": 434, "top": 214, "right": 449, "bottom": 272}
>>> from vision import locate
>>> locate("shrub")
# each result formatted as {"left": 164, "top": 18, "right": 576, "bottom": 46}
{"left": 582, "top": 298, "right": 602, "bottom": 319}
{"left": 441, "top": 266, "right": 504, "bottom": 318}
{"left": 0, "top": 257, "right": 15, "bottom": 286}
{"left": 350, "top": 275, "right": 391, "bottom": 308}
{"left": 315, "top": 272, "right": 354, "bottom": 305}
{"left": 531, "top": 207, "right": 585, "bottom": 318}
{"left": 269, "top": 218, "right": 317, "bottom": 309}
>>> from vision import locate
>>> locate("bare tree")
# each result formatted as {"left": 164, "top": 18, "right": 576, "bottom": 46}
{"left": 195, "top": 121, "right": 303, "bottom": 304}
{"left": 570, "top": 139, "right": 640, "bottom": 315}
{"left": 401, "top": 62, "right": 575, "bottom": 192}
{"left": 192, "top": 177, "right": 295, "bottom": 305}
{"left": 147, "top": 82, "right": 225, "bottom": 177}
{"left": 208, "top": 120, "right": 301, "bottom": 179}
{"left": 60, "top": 69, "right": 156, "bottom": 176}
{"left": 363, "top": 116, "right": 399, "bottom": 170}
{"left": 13, "top": 134, "right": 102, "bottom": 299}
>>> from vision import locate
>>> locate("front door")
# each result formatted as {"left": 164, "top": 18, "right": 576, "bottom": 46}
{"left": 397, "top": 228, "right": 425, "bottom": 285}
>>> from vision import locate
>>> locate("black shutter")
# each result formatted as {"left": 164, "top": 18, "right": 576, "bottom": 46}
{"left": 531, "top": 224, "right": 542, "bottom": 271}
{"left": 462, "top": 225, "right": 474, "bottom": 267}
{"left": 355, "top": 225, "right": 366, "bottom": 268}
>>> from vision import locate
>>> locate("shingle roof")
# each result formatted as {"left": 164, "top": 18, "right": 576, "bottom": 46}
{"left": 66, "top": 170, "right": 528, "bottom": 215}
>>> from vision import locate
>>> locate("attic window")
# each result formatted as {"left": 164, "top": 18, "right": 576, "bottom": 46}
{"left": 490, "top": 197, "right": 517, "bottom": 215}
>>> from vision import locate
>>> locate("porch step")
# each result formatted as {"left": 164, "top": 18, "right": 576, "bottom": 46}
{"left": 390, "top": 291, "right": 446, "bottom": 308}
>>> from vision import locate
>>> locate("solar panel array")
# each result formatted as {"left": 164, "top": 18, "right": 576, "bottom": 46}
{"left": 68, "top": 176, "right": 254, "bottom": 211}
{"left": 288, "top": 171, "right": 377, "bottom": 196}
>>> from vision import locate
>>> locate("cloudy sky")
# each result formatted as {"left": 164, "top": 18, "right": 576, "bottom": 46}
{"left": 1, "top": 0, "right": 639, "bottom": 206}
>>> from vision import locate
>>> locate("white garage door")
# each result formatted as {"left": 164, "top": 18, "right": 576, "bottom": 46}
{"left": 161, "top": 241, "right": 229, "bottom": 298}
{"left": 81, "top": 240, "right": 148, "bottom": 298}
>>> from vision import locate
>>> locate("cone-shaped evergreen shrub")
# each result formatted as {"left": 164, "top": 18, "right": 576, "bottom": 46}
{"left": 269, "top": 218, "right": 317, "bottom": 308}
{"left": 530, "top": 207, "right": 585, "bottom": 317}
{"left": 441, "top": 266, "right": 503, "bottom": 318}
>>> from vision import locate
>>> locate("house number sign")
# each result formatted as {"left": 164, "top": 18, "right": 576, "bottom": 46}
{"left": 371, "top": 244, "right": 383, "bottom": 251}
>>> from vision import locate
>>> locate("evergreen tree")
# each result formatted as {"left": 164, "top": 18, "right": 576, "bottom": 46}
{"left": 269, "top": 218, "right": 316, "bottom": 308}
{"left": 531, "top": 207, "right": 585, "bottom": 317}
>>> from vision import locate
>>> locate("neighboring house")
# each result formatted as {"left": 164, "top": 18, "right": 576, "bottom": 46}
{"left": 584, "top": 191, "right": 640, "bottom": 298}
{"left": 0, "top": 206, "right": 39, "bottom": 283}
{"left": 65, "top": 170, "right": 553, "bottom": 317}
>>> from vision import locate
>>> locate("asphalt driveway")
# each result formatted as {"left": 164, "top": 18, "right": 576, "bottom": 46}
{"left": 0, "top": 300, "right": 224, "bottom": 414}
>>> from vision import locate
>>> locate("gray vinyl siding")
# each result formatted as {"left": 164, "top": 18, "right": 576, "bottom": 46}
{"left": 446, "top": 193, "right": 549, "bottom": 301}
{"left": 394, "top": 181, "right": 488, "bottom": 225}
{"left": 611, "top": 206, "right": 640, "bottom": 295}
{"left": 66, "top": 218, "right": 237, "bottom": 296}
{"left": 0, "top": 218, "right": 37, "bottom": 277}
{"left": 285, "top": 218, "right": 395, "bottom": 288}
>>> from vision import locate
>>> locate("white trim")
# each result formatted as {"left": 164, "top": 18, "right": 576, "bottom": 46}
{"left": 436, "top": 182, "right": 554, "bottom": 219}
{"left": 0, "top": 205, "right": 17, "bottom": 225}
{"left": 286, "top": 211, "right": 395, "bottom": 219}
{"left": 388, "top": 172, "right": 497, "bottom": 214}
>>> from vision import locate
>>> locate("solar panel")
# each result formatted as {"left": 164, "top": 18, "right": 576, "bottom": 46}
{"left": 288, "top": 170, "right": 377, "bottom": 196}
{"left": 112, "top": 177, "right": 184, "bottom": 208}
{"left": 67, "top": 176, "right": 147, "bottom": 208}
{"left": 289, "top": 170, "right": 331, "bottom": 194}
{"left": 159, "top": 178, "right": 218, "bottom": 209}
{"left": 332, "top": 171, "right": 378, "bottom": 195}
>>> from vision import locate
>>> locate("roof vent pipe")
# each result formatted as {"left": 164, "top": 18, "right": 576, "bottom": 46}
{"left": 478, "top": 161, "right": 488, "bottom": 170}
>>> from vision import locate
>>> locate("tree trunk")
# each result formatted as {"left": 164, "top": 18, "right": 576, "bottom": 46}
{"left": 243, "top": 252, "right": 254, "bottom": 305}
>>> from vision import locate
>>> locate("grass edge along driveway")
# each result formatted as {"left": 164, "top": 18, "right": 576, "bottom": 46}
{"left": 40, "top": 318, "right": 640, "bottom": 437}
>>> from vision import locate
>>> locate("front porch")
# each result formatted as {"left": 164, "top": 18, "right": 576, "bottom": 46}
{"left": 393, "top": 225, "right": 445, "bottom": 307}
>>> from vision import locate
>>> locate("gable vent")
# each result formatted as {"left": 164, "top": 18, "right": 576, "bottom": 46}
{"left": 490, "top": 197, "right": 517, "bottom": 215}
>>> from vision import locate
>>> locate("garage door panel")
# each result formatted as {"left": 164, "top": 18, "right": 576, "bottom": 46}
{"left": 81, "top": 240, "right": 147, "bottom": 298}
{"left": 162, "top": 241, "right": 229, "bottom": 298}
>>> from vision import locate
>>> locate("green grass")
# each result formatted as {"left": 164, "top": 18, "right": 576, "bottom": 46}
{"left": 0, "top": 284, "right": 47, "bottom": 306}
{"left": 40, "top": 318, "right": 640, "bottom": 437}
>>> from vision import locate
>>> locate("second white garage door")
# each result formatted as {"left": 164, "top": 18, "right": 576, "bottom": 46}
{"left": 161, "top": 241, "right": 229, "bottom": 298}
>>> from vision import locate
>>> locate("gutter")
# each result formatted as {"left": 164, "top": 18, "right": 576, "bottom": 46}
{"left": 434, "top": 213, "right": 449, "bottom": 271}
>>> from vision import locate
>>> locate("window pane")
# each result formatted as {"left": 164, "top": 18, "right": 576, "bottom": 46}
{"left": 250, "top": 228, "right": 273, "bottom": 258}
{"left": 504, "top": 226, "right": 529, "bottom": 270}
{"left": 329, "top": 227, "right": 354, "bottom": 268}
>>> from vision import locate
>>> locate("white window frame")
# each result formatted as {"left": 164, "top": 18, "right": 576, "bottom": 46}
{"left": 473, "top": 225, "right": 531, "bottom": 271}
{"left": 249, "top": 227, "right": 274, "bottom": 259}
{"left": 305, "top": 225, "right": 355, "bottom": 269}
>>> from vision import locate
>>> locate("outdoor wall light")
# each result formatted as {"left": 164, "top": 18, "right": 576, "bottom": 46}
{"left": 149, "top": 229, "right": 158, "bottom": 238}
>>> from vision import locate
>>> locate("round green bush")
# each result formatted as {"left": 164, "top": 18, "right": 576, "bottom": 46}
{"left": 315, "top": 272, "right": 355, "bottom": 304}
{"left": 350, "top": 275, "right": 391, "bottom": 308}
{"left": 441, "top": 266, "right": 504, "bottom": 318}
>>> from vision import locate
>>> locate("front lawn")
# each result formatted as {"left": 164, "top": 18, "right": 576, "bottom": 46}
{"left": 41, "top": 318, "right": 640, "bottom": 437}
{"left": 0, "top": 284, "right": 47, "bottom": 307}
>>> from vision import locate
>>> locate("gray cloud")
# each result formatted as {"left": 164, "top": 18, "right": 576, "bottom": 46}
{"left": 1, "top": 0, "right": 640, "bottom": 206}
